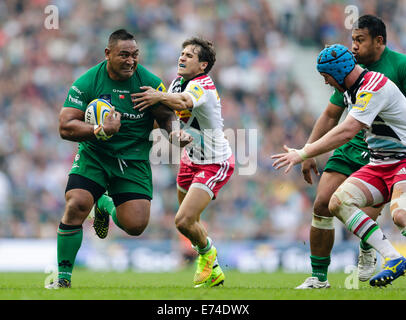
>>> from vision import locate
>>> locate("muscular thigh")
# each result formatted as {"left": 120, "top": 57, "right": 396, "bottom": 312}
{"left": 177, "top": 188, "right": 187, "bottom": 205}
{"left": 115, "top": 198, "right": 151, "bottom": 226}
{"left": 176, "top": 187, "right": 212, "bottom": 222}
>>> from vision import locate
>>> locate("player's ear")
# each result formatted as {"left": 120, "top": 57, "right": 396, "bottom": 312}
{"left": 200, "top": 61, "right": 208, "bottom": 72}
{"left": 105, "top": 47, "right": 110, "bottom": 60}
{"left": 375, "top": 35, "right": 384, "bottom": 47}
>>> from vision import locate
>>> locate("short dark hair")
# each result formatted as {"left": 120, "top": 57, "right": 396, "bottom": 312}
{"left": 353, "top": 15, "right": 387, "bottom": 44}
{"left": 182, "top": 37, "right": 216, "bottom": 74}
{"left": 108, "top": 29, "right": 135, "bottom": 48}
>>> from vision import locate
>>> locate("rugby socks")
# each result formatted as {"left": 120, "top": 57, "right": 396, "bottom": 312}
{"left": 345, "top": 210, "right": 400, "bottom": 260}
{"left": 193, "top": 237, "right": 212, "bottom": 255}
{"left": 193, "top": 237, "right": 218, "bottom": 267}
{"left": 57, "top": 222, "right": 83, "bottom": 281}
{"left": 310, "top": 255, "right": 330, "bottom": 282}
{"left": 98, "top": 194, "right": 123, "bottom": 230}
{"left": 398, "top": 225, "right": 406, "bottom": 237}
{"left": 360, "top": 239, "right": 373, "bottom": 251}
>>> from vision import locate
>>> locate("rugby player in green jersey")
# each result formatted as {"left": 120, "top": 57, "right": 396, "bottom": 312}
{"left": 296, "top": 15, "right": 406, "bottom": 289}
{"left": 46, "top": 29, "right": 191, "bottom": 289}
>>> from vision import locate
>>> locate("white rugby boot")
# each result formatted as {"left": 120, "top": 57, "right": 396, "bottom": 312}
{"left": 295, "top": 277, "right": 331, "bottom": 289}
{"left": 357, "top": 247, "right": 377, "bottom": 282}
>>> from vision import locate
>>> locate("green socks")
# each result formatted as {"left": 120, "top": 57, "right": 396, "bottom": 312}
{"left": 193, "top": 237, "right": 212, "bottom": 255}
{"left": 360, "top": 239, "right": 373, "bottom": 251}
{"left": 98, "top": 194, "right": 122, "bottom": 229}
{"left": 310, "top": 255, "right": 330, "bottom": 282}
{"left": 57, "top": 223, "right": 83, "bottom": 281}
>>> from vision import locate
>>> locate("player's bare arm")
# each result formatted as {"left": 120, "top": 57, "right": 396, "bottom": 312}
{"left": 150, "top": 104, "right": 193, "bottom": 148}
{"left": 301, "top": 102, "right": 345, "bottom": 184}
{"left": 59, "top": 107, "right": 121, "bottom": 142}
{"left": 132, "top": 86, "right": 193, "bottom": 111}
{"left": 307, "top": 102, "right": 344, "bottom": 143}
{"left": 272, "top": 115, "right": 365, "bottom": 173}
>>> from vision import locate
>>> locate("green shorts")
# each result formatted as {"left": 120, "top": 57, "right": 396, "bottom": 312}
{"left": 323, "top": 143, "right": 370, "bottom": 177}
{"left": 69, "top": 144, "right": 153, "bottom": 198}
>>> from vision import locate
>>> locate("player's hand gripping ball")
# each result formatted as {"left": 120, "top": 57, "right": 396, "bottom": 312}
{"left": 85, "top": 98, "right": 113, "bottom": 140}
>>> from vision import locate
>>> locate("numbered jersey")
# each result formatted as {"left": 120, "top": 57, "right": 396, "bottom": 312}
{"left": 168, "top": 74, "right": 232, "bottom": 164}
{"left": 345, "top": 71, "right": 406, "bottom": 163}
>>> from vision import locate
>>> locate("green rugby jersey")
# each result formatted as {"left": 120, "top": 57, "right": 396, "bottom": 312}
{"left": 330, "top": 47, "right": 406, "bottom": 149}
{"left": 63, "top": 60, "right": 166, "bottom": 160}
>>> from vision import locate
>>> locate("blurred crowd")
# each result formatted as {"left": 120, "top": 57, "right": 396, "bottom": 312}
{"left": 0, "top": 0, "right": 404, "bottom": 246}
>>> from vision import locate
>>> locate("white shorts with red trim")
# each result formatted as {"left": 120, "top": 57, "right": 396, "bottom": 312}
{"left": 176, "top": 153, "right": 234, "bottom": 199}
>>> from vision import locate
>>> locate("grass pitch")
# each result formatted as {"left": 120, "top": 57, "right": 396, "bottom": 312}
{"left": 1, "top": 268, "right": 406, "bottom": 300}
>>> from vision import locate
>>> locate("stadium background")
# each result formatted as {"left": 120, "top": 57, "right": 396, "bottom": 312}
{"left": 0, "top": 0, "right": 405, "bottom": 273}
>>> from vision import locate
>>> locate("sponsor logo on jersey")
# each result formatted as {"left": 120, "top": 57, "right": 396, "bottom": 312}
{"left": 68, "top": 95, "right": 83, "bottom": 106}
{"left": 353, "top": 91, "right": 372, "bottom": 111}
{"left": 187, "top": 84, "right": 204, "bottom": 101}
{"left": 121, "top": 112, "right": 145, "bottom": 120}
{"left": 99, "top": 94, "right": 112, "bottom": 104}
{"left": 156, "top": 83, "right": 166, "bottom": 92}
{"left": 71, "top": 86, "right": 83, "bottom": 95}
{"left": 112, "top": 89, "right": 130, "bottom": 93}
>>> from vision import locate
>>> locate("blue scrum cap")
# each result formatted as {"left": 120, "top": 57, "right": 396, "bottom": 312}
{"left": 316, "top": 44, "right": 356, "bottom": 85}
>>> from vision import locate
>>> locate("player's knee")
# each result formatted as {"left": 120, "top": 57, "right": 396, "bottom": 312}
{"left": 392, "top": 211, "right": 404, "bottom": 228}
{"left": 63, "top": 197, "right": 92, "bottom": 225}
{"left": 64, "top": 196, "right": 92, "bottom": 216}
{"left": 124, "top": 222, "right": 148, "bottom": 236}
{"left": 328, "top": 194, "right": 342, "bottom": 216}
{"left": 390, "top": 192, "right": 406, "bottom": 228}
{"left": 125, "top": 227, "right": 146, "bottom": 236}
{"left": 313, "top": 196, "right": 333, "bottom": 218}
{"left": 175, "top": 214, "right": 194, "bottom": 233}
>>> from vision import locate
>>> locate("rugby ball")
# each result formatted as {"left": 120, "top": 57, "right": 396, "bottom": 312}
{"left": 85, "top": 98, "right": 113, "bottom": 140}
{"left": 85, "top": 98, "right": 113, "bottom": 126}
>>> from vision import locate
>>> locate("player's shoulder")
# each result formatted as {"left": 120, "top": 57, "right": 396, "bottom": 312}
{"left": 386, "top": 47, "right": 406, "bottom": 63}
{"left": 359, "top": 71, "right": 388, "bottom": 93}
{"left": 74, "top": 60, "right": 105, "bottom": 83}
{"left": 387, "top": 48, "right": 406, "bottom": 81}
{"left": 69, "top": 61, "right": 105, "bottom": 96}
{"left": 190, "top": 74, "right": 216, "bottom": 90}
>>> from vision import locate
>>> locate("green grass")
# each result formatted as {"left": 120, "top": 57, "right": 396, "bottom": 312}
{"left": 1, "top": 268, "right": 406, "bottom": 300}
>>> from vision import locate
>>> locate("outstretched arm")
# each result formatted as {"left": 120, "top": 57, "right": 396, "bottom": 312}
{"left": 132, "top": 86, "right": 194, "bottom": 111}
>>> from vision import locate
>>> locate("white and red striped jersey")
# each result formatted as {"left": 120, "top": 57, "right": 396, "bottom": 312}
{"left": 346, "top": 70, "right": 406, "bottom": 163}
{"left": 168, "top": 74, "right": 232, "bottom": 164}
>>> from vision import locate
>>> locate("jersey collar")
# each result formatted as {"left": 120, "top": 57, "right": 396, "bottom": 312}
{"left": 345, "top": 69, "right": 369, "bottom": 104}
{"left": 180, "top": 73, "right": 206, "bottom": 90}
